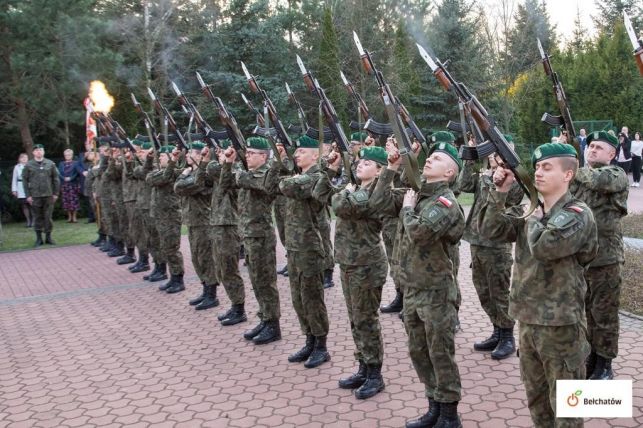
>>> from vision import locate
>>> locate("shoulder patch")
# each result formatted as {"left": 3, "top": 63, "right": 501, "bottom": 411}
{"left": 549, "top": 210, "right": 577, "bottom": 229}
{"left": 438, "top": 196, "right": 452, "bottom": 208}
{"left": 421, "top": 205, "right": 447, "bottom": 226}
{"left": 566, "top": 205, "right": 583, "bottom": 213}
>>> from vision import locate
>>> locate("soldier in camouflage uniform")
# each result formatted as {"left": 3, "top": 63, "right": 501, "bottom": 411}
{"left": 96, "top": 143, "right": 115, "bottom": 253}
{"left": 117, "top": 145, "right": 141, "bottom": 265}
{"left": 174, "top": 141, "right": 219, "bottom": 306}
{"left": 276, "top": 135, "right": 330, "bottom": 369}
{"left": 199, "top": 140, "right": 246, "bottom": 326}
{"left": 21, "top": 144, "right": 60, "bottom": 246}
{"left": 319, "top": 138, "right": 336, "bottom": 289}
{"left": 371, "top": 142, "right": 465, "bottom": 428}
{"left": 273, "top": 144, "right": 290, "bottom": 277}
{"left": 85, "top": 150, "right": 106, "bottom": 247}
{"left": 128, "top": 139, "right": 154, "bottom": 274}
{"left": 220, "top": 137, "right": 282, "bottom": 344}
{"left": 570, "top": 131, "right": 628, "bottom": 380}
{"left": 146, "top": 145, "right": 184, "bottom": 292}
{"left": 459, "top": 141, "right": 524, "bottom": 360}
{"left": 104, "top": 147, "right": 125, "bottom": 257}
{"left": 142, "top": 148, "right": 168, "bottom": 282}
{"left": 313, "top": 146, "right": 389, "bottom": 399}
{"left": 480, "top": 143, "right": 598, "bottom": 428}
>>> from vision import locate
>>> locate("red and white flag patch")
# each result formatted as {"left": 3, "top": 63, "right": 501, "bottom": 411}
{"left": 567, "top": 205, "right": 583, "bottom": 213}
{"left": 438, "top": 196, "right": 452, "bottom": 208}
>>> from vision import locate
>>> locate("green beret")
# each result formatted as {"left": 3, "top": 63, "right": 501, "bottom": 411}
{"left": 431, "top": 131, "right": 456, "bottom": 143}
{"left": 359, "top": 146, "right": 388, "bottom": 165}
{"left": 247, "top": 137, "right": 271, "bottom": 151}
{"left": 159, "top": 145, "right": 176, "bottom": 154}
{"left": 189, "top": 141, "right": 205, "bottom": 150}
{"left": 141, "top": 142, "right": 152, "bottom": 150}
{"left": 350, "top": 132, "right": 367, "bottom": 142}
{"left": 428, "top": 142, "right": 462, "bottom": 171}
{"left": 99, "top": 141, "right": 110, "bottom": 148}
{"left": 504, "top": 134, "right": 514, "bottom": 143}
{"left": 218, "top": 139, "right": 231, "bottom": 149}
{"left": 132, "top": 139, "right": 143, "bottom": 147}
{"left": 531, "top": 143, "right": 577, "bottom": 167}
{"left": 586, "top": 130, "right": 618, "bottom": 149}
{"left": 296, "top": 135, "right": 319, "bottom": 149}
{"left": 33, "top": 144, "right": 44, "bottom": 150}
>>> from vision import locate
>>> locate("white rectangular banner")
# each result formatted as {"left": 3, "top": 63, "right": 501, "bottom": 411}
{"left": 556, "top": 380, "right": 632, "bottom": 418}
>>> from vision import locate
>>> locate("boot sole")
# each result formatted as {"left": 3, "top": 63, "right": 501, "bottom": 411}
{"left": 189, "top": 299, "right": 205, "bottom": 306}
{"left": 491, "top": 351, "right": 516, "bottom": 360}
{"left": 149, "top": 276, "right": 168, "bottom": 283}
{"left": 130, "top": 267, "right": 150, "bottom": 273}
{"left": 253, "top": 334, "right": 282, "bottom": 345}
{"left": 195, "top": 301, "right": 220, "bottom": 310}
{"left": 304, "top": 354, "right": 331, "bottom": 369}
{"left": 355, "top": 384, "right": 385, "bottom": 399}
{"left": 166, "top": 287, "right": 186, "bottom": 294}
{"left": 220, "top": 315, "right": 247, "bottom": 326}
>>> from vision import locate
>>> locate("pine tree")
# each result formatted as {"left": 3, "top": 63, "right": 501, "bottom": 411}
{"left": 317, "top": 6, "right": 348, "bottom": 127}
{"left": 594, "top": 0, "right": 642, "bottom": 35}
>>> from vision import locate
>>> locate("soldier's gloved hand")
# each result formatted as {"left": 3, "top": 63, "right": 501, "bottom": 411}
{"left": 402, "top": 189, "right": 417, "bottom": 209}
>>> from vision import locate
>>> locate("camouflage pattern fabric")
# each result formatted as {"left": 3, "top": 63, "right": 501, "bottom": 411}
{"left": 245, "top": 236, "right": 280, "bottom": 321}
{"left": 21, "top": 158, "right": 60, "bottom": 198}
{"left": 106, "top": 158, "right": 124, "bottom": 242}
{"left": 287, "top": 251, "right": 329, "bottom": 336}
{"left": 123, "top": 201, "right": 136, "bottom": 248}
{"left": 131, "top": 209, "right": 148, "bottom": 257}
{"left": 30, "top": 197, "right": 55, "bottom": 233}
{"left": 188, "top": 225, "right": 217, "bottom": 285}
{"left": 273, "top": 195, "right": 287, "bottom": 248}
{"left": 211, "top": 226, "right": 244, "bottom": 304}
{"left": 470, "top": 245, "right": 514, "bottom": 328}
{"left": 585, "top": 264, "right": 621, "bottom": 359}
{"left": 157, "top": 220, "right": 183, "bottom": 275}
{"left": 143, "top": 211, "right": 163, "bottom": 263}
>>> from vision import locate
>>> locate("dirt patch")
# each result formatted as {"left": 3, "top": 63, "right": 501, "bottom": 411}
{"left": 621, "top": 247, "right": 643, "bottom": 316}
{"left": 622, "top": 214, "right": 643, "bottom": 239}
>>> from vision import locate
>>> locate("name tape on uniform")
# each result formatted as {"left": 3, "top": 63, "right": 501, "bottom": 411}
{"left": 556, "top": 380, "right": 632, "bottom": 418}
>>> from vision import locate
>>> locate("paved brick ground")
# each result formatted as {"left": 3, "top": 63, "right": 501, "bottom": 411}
{"left": 0, "top": 232, "right": 641, "bottom": 428}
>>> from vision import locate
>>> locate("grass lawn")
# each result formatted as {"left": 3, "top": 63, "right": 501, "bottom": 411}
{"left": 622, "top": 213, "right": 643, "bottom": 239}
{"left": 622, "top": 247, "right": 643, "bottom": 316}
{"left": 457, "top": 193, "right": 474, "bottom": 207}
{"left": 1, "top": 219, "right": 99, "bottom": 252}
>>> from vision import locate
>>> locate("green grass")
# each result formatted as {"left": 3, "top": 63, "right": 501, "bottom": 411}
{"left": 457, "top": 193, "right": 474, "bottom": 207}
{"left": 0, "top": 220, "right": 99, "bottom": 252}
{"left": 622, "top": 247, "right": 643, "bottom": 316}
{"left": 622, "top": 214, "right": 643, "bottom": 239}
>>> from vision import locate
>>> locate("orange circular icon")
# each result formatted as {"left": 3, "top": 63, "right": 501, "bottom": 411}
{"left": 567, "top": 394, "right": 579, "bottom": 407}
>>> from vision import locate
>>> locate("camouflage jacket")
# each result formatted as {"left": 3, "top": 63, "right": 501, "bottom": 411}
{"left": 121, "top": 159, "right": 139, "bottom": 203}
{"left": 313, "top": 171, "right": 386, "bottom": 266}
{"left": 459, "top": 161, "right": 524, "bottom": 248}
{"left": 277, "top": 164, "right": 326, "bottom": 253}
{"left": 88, "top": 165, "right": 101, "bottom": 196}
{"left": 22, "top": 158, "right": 60, "bottom": 198}
{"left": 97, "top": 156, "right": 112, "bottom": 201}
{"left": 570, "top": 165, "right": 628, "bottom": 267}
{"left": 371, "top": 169, "right": 464, "bottom": 290}
{"left": 479, "top": 190, "right": 598, "bottom": 326}
{"left": 199, "top": 161, "right": 238, "bottom": 227}
{"left": 132, "top": 157, "right": 154, "bottom": 211}
{"left": 174, "top": 166, "right": 212, "bottom": 227}
{"left": 146, "top": 160, "right": 181, "bottom": 221}
{"left": 220, "top": 162, "right": 277, "bottom": 238}
{"left": 105, "top": 157, "right": 123, "bottom": 202}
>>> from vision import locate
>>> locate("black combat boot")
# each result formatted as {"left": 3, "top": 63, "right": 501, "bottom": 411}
{"left": 217, "top": 306, "right": 234, "bottom": 321}
{"left": 91, "top": 233, "right": 106, "bottom": 247}
{"left": 108, "top": 241, "right": 125, "bottom": 257}
{"left": 117, "top": 248, "right": 136, "bottom": 265}
{"left": 355, "top": 363, "right": 385, "bottom": 399}
{"left": 195, "top": 284, "right": 219, "bottom": 310}
{"left": 585, "top": 350, "right": 597, "bottom": 379}
{"left": 130, "top": 255, "right": 150, "bottom": 273}
{"left": 473, "top": 326, "right": 499, "bottom": 351}
{"left": 143, "top": 263, "right": 158, "bottom": 281}
{"left": 323, "top": 269, "right": 335, "bottom": 289}
{"left": 406, "top": 398, "right": 441, "bottom": 428}
{"left": 252, "top": 320, "right": 281, "bottom": 345}
{"left": 220, "top": 304, "right": 247, "bottom": 326}
{"left": 589, "top": 355, "right": 614, "bottom": 380}
{"left": 288, "top": 335, "right": 315, "bottom": 363}
{"left": 149, "top": 263, "right": 168, "bottom": 282}
{"left": 100, "top": 237, "right": 113, "bottom": 252}
{"left": 277, "top": 264, "right": 288, "bottom": 276}
{"left": 338, "top": 360, "right": 367, "bottom": 389}
{"left": 491, "top": 327, "right": 516, "bottom": 360}
{"left": 189, "top": 282, "right": 207, "bottom": 306}
{"left": 434, "top": 402, "right": 462, "bottom": 428}
{"left": 165, "top": 274, "right": 185, "bottom": 294}
{"left": 239, "top": 244, "right": 245, "bottom": 259}
{"left": 381, "top": 290, "right": 403, "bottom": 313}
{"left": 243, "top": 321, "right": 266, "bottom": 340}
{"left": 45, "top": 232, "right": 55, "bottom": 245}
{"left": 304, "top": 335, "right": 331, "bottom": 368}
{"left": 35, "top": 231, "right": 44, "bottom": 247}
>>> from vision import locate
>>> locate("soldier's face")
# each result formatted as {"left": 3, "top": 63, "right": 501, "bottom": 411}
{"left": 534, "top": 158, "right": 574, "bottom": 195}
{"left": 356, "top": 159, "right": 381, "bottom": 182}
{"left": 294, "top": 148, "right": 318, "bottom": 170}
{"left": 33, "top": 148, "right": 44, "bottom": 159}
{"left": 586, "top": 141, "right": 615, "bottom": 166}
{"left": 136, "top": 149, "right": 147, "bottom": 161}
{"left": 246, "top": 150, "right": 267, "bottom": 170}
{"left": 423, "top": 152, "right": 456, "bottom": 182}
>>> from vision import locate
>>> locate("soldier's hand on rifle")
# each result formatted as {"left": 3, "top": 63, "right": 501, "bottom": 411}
{"left": 276, "top": 144, "right": 287, "bottom": 160}
{"left": 411, "top": 141, "right": 421, "bottom": 155}
{"left": 327, "top": 151, "right": 341, "bottom": 171}
{"left": 387, "top": 147, "right": 402, "bottom": 171}
{"left": 171, "top": 148, "right": 180, "bottom": 162}
{"left": 365, "top": 135, "right": 375, "bottom": 146}
{"left": 181, "top": 167, "right": 192, "bottom": 176}
{"left": 147, "top": 149, "right": 154, "bottom": 159}
{"left": 402, "top": 189, "right": 418, "bottom": 209}
{"left": 493, "top": 166, "right": 515, "bottom": 193}
{"left": 224, "top": 148, "right": 237, "bottom": 164}
{"left": 201, "top": 147, "right": 211, "bottom": 163}
{"left": 468, "top": 137, "right": 477, "bottom": 147}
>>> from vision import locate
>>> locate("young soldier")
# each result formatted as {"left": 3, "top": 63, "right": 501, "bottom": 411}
{"left": 480, "top": 143, "right": 598, "bottom": 427}
{"left": 146, "top": 145, "right": 185, "bottom": 293}
{"left": 97, "top": 142, "right": 116, "bottom": 253}
{"left": 313, "top": 146, "right": 389, "bottom": 399}
{"left": 220, "top": 137, "right": 282, "bottom": 344}
{"left": 22, "top": 144, "right": 60, "bottom": 246}
{"left": 104, "top": 146, "right": 125, "bottom": 258}
{"left": 117, "top": 145, "right": 140, "bottom": 265}
{"left": 571, "top": 131, "right": 629, "bottom": 380}
{"left": 371, "top": 143, "right": 465, "bottom": 428}
{"left": 277, "top": 135, "right": 331, "bottom": 368}
{"left": 460, "top": 144, "right": 524, "bottom": 359}
{"left": 174, "top": 142, "right": 219, "bottom": 308}
{"left": 128, "top": 140, "right": 154, "bottom": 274}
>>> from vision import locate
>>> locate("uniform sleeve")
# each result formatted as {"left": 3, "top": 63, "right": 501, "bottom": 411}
{"left": 22, "top": 166, "right": 31, "bottom": 198}
{"left": 506, "top": 181, "right": 525, "bottom": 207}
{"left": 174, "top": 172, "right": 208, "bottom": 196}
{"left": 312, "top": 170, "right": 342, "bottom": 205}
{"left": 478, "top": 189, "right": 522, "bottom": 243}
{"left": 401, "top": 201, "right": 461, "bottom": 245}
{"left": 369, "top": 168, "right": 405, "bottom": 217}
{"left": 279, "top": 172, "right": 320, "bottom": 200}
{"left": 219, "top": 162, "right": 238, "bottom": 192}
{"left": 574, "top": 166, "right": 629, "bottom": 194}
{"left": 204, "top": 161, "right": 221, "bottom": 186}
{"left": 458, "top": 161, "right": 479, "bottom": 193}
{"left": 527, "top": 209, "right": 598, "bottom": 262}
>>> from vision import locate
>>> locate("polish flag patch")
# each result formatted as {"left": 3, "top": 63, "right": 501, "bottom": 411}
{"left": 438, "top": 196, "right": 452, "bottom": 208}
{"left": 567, "top": 205, "right": 584, "bottom": 213}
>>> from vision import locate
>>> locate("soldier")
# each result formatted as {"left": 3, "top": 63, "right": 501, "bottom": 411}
{"left": 277, "top": 135, "right": 331, "bottom": 368}
{"left": 459, "top": 140, "right": 524, "bottom": 360}
{"left": 200, "top": 140, "right": 246, "bottom": 326}
{"left": 117, "top": 144, "right": 141, "bottom": 265}
{"left": 96, "top": 142, "right": 116, "bottom": 253}
{"left": 104, "top": 146, "right": 125, "bottom": 257}
{"left": 480, "top": 143, "right": 598, "bottom": 427}
{"left": 313, "top": 146, "right": 389, "bottom": 399}
{"left": 143, "top": 147, "right": 168, "bottom": 283}
{"left": 570, "top": 131, "right": 629, "bottom": 380}
{"left": 128, "top": 140, "right": 154, "bottom": 273}
{"left": 273, "top": 142, "right": 290, "bottom": 277}
{"left": 174, "top": 141, "right": 219, "bottom": 309}
{"left": 220, "top": 137, "right": 282, "bottom": 344}
{"left": 21, "top": 144, "right": 60, "bottom": 246}
{"left": 319, "top": 137, "right": 336, "bottom": 290}
{"left": 146, "top": 145, "right": 185, "bottom": 292}
{"left": 86, "top": 147, "right": 107, "bottom": 247}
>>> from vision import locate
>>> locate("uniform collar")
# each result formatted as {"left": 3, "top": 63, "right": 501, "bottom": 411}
{"left": 544, "top": 191, "right": 573, "bottom": 217}
{"left": 419, "top": 180, "right": 449, "bottom": 197}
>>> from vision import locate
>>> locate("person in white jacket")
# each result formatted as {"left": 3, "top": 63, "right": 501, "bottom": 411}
{"left": 11, "top": 153, "right": 34, "bottom": 227}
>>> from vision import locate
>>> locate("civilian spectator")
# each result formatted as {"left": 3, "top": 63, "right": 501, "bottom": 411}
{"left": 631, "top": 131, "right": 642, "bottom": 188}
{"left": 58, "top": 149, "right": 81, "bottom": 223}
{"left": 578, "top": 128, "right": 587, "bottom": 167}
{"left": 616, "top": 132, "right": 632, "bottom": 173}
{"left": 11, "top": 153, "right": 34, "bottom": 227}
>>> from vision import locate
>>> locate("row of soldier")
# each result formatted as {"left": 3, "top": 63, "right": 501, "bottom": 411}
{"left": 20, "top": 125, "right": 628, "bottom": 428}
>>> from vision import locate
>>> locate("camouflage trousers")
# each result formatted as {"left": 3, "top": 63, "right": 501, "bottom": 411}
{"left": 449, "top": 242, "right": 462, "bottom": 311}
{"left": 98, "top": 196, "right": 112, "bottom": 237}
{"left": 105, "top": 198, "right": 121, "bottom": 241}
{"left": 382, "top": 216, "right": 400, "bottom": 293}
{"left": 245, "top": 235, "right": 280, "bottom": 321}
{"left": 122, "top": 201, "right": 136, "bottom": 249}
{"left": 470, "top": 245, "right": 514, "bottom": 329}
{"left": 31, "top": 196, "right": 54, "bottom": 233}
{"left": 287, "top": 250, "right": 329, "bottom": 337}
{"left": 404, "top": 285, "right": 461, "bottom": 403}
{"left": 92, "top": 197, "right": 106, "bottom": 235}
{"left": 211, "top": 226, "right": 244, "bottom": 305}
{"left": 157, "top": 219, "right": 183, "bottom": 275}
{"left": 188, "top": 226, "right": 218, "bottom": 285}
{"left": 320, "top": 217, "right": 335, "bottom": 271}
{"left": 585, "top": 264, "right": 621, "bottom": 359}
{"left": 142, "top": 211, "right": 163, "bottom": 263}
{"left": 273, "top": 196, "right": 287, "bottom": 248}
{"left": 132, "top": 208, "right": 148, "bottom": 257}
{"left": 519, "top": 322, "right": 590, "bottom": 428}
{"left": 340, "top": 262, "right": 387, "bottom": 365}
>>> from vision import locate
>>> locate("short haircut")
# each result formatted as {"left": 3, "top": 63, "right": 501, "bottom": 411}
{"left": 558, "top": 157, "right": 578, "bottom": 177}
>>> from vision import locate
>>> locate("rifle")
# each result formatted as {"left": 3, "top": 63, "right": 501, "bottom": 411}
{"left": 240, "top": 92, "right": 266, "bottom": 127}
{"left": 131, "top": 93, "right": 161, "bottom": 151}
{"left": 296, "top": 55, "right": 357, "bottom": 184}
{"left": 353, "top": 32, "right": 422, "bottom": 190}
{"left": 340, "top": 71, "right": 392, "bottom": 137}
{"left": 624, "top": 11, "right": 643, "bottom": 76}
{"left": 285, "top": 82, "right": 308, "bottom": 133}
{"left": 447, "top": 101, "right": 492, "bottom": 161}
{"left": 195, "top": 72, "right": 248, "bottom": 171}
{"left": 416, "top": 43, "right": 540, "bottom": 216}
{"left": 93, "top": 112, "right": 137, "bottom": 153}
{"left": 284, "top": 82, "right": 334, "bottom": 143}
{"left": 146, "top": 87, "right": 187, "bottom": 150}
{"left": 537, "top": 39, "right": 579, "bottom": 155}
{"left": 170, "top": 81, "right": 225, "bottom": 150}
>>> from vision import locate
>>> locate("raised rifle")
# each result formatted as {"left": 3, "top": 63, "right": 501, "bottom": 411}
{"left": 417, "top": 43, "right": 540, "bottom": 216}
{"left": 284, "top": 82, "right": 333, "bottom": 143}
{"left": 296, "top": 55, "right": 357, "bottom": 184}
{"left": 340, "top": 71, "right": 392, "bottom": 137}
{"left": 447, "top": 101, "right": 492, "bottom": 161}
{"left": 624, "top": 11, "right": 643, "bottom": 75}
{"left": 93, "top": 112, "right": 137, "bottom": 153}
{"left": 240, "top": 92, "right": 266, "bottom": 128}
{"left": 354, "top": 32, "right": 422, "bottom": 190}
{"left": 195, "top": 72, "right": 248, "bottom": 171}
{"left": 131, "top": 93, "right": 161, "bottom": 150}
{"left": 146, "top": 87, "right": 187, "bottom": 150}
{"left": 170, "top": 81, "right": 225, "bottom": 150}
